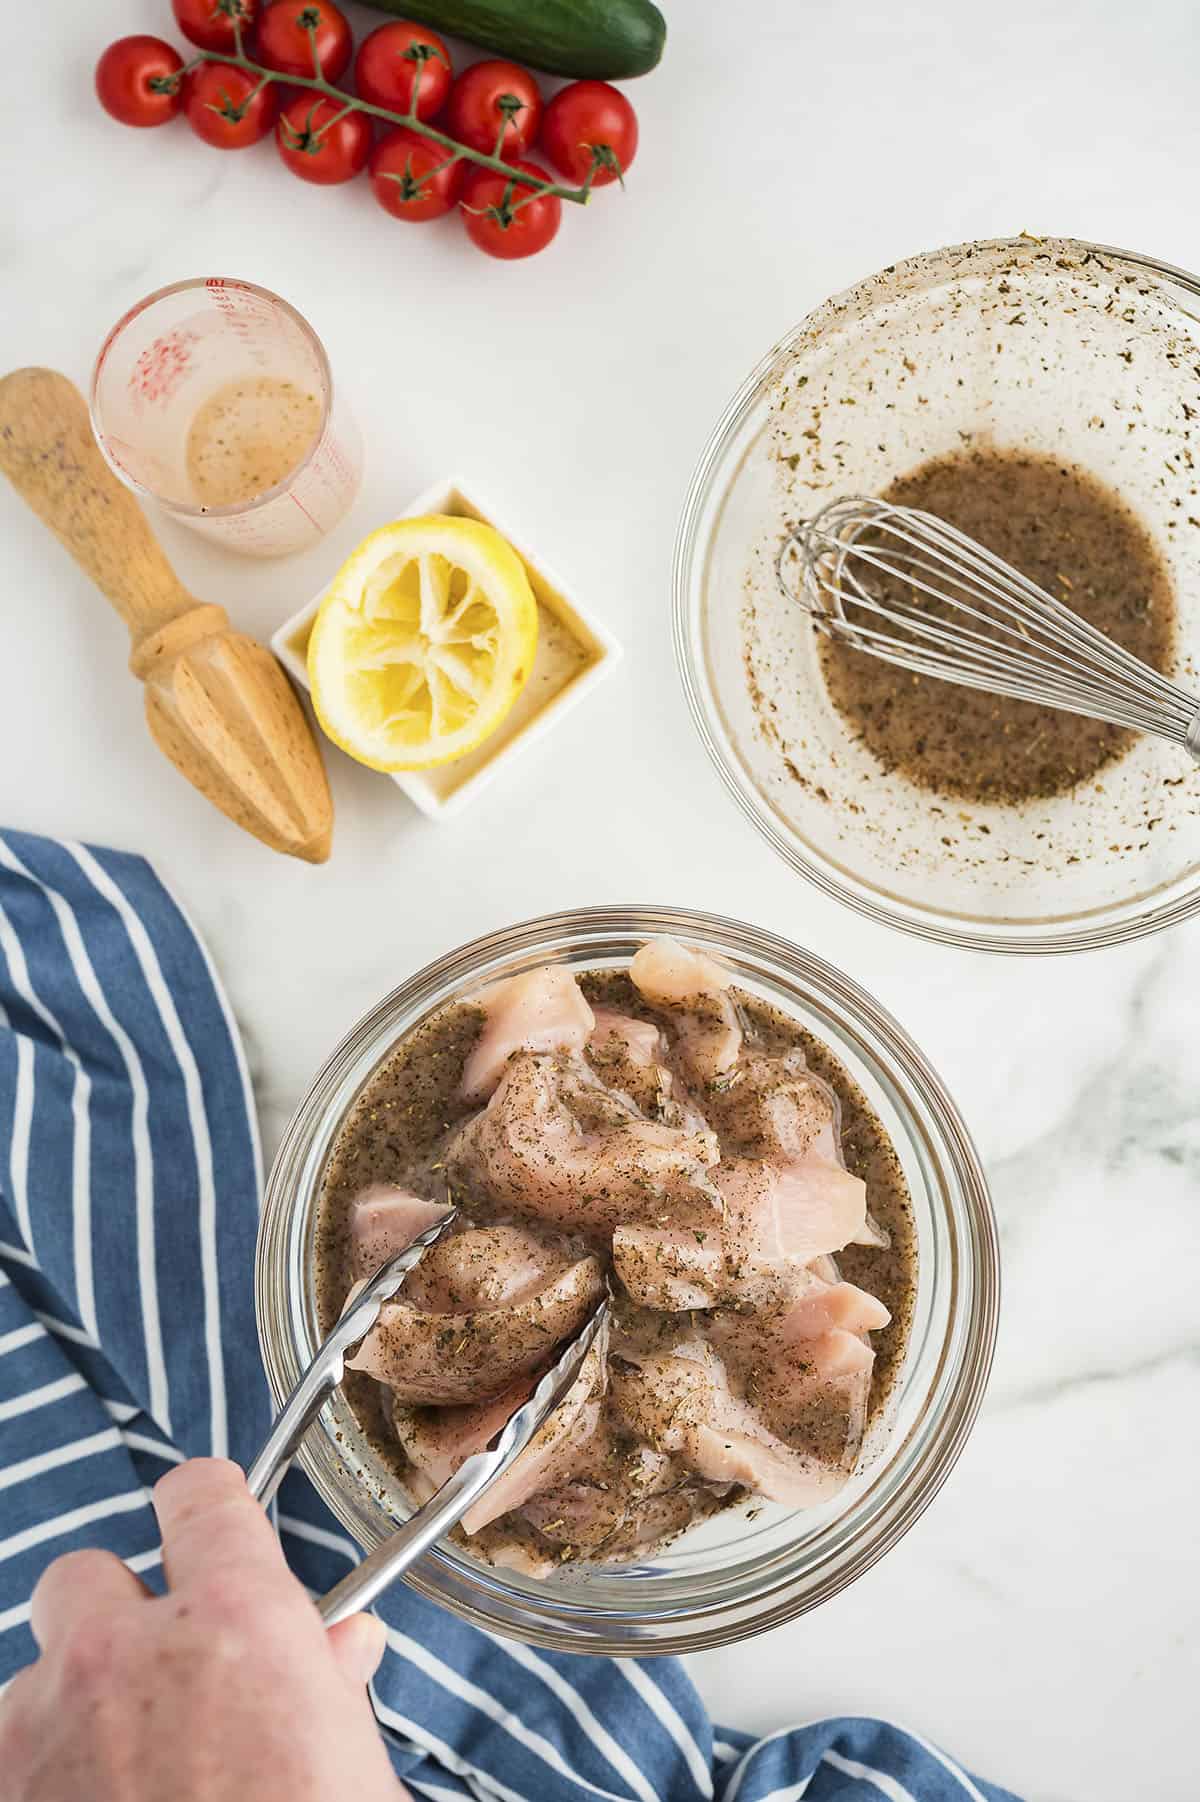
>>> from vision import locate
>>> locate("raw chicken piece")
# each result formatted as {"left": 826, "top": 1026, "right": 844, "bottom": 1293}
{"left": 629, "top": 939, "right": 734, "bottom": 1011}
{"left": 688, "top": 1045, "right": 875, "bottom": 1311}
{"left": 400, "top": 1224, "right": 574, "bottom": 1312}
{"left": 851, "top": 1210, "right": 891, "bottom": 1250}
{"left": 711, "top": 1309, "right": 878, "bottom": 1394}
{"left": 521, "top": 1478, "right": 629, "bottom": 1549}
{"left": 702, "top": 1047, "right": 888, "bottom": 1257}
{"left": 630, "top": 939, "right": 743, "bottom": 1080}
{"left": 716, "top": 1156, "right": 867, "bottom": 1298}
{"left": 448, "top": 1052, "right": 719, "bottom": 1233}
{"left": 587, "top": 1007, "right": 711, "bottom": 1132}
{"left": 460, "top": 966, "right": 594, "bottom": 1103}
{"left": 348, "top": 1239, "right": 603, "bottom": 1404}
{"left": 708, "top": 1281, "right": 884, "bottom": 1471}
{"left": 612, "top": 1208, "right": 724, "bottom": 1310}
{"left": 481, "top": 1540, "right": 558, "bottom": 1579}
{"left": 462, "top": 1336, "right": 607, "bottom": 1532}
{"left": 610, "top": 1483, "right": 726, "bottom": 1556}
{"left": 609, "top": 1342, "right": 845, "bottom": 1508}
{"left": 613, "top": 1207, "right": 889, "bottom": 1318}
{"left": 392, "top": 1337, "right": 608, "bottom": 1534}
{"left": 589, "top": 1008, "right": 665, "bottom": 1068}
{"left": 612, "top": 1151, "right": 880, "bottom": 1316}
{"left": 521, "top": 1439, "right": 701, "bottom": 1554}
{"left": 803, "top": 1328, "right": 875, "bottom": 1380}
{"left": 777, "top": 1275, "right": 891, "bottom": 1339}
{"left": 350, "top": 1185, "right": 450, "bottom": 1281}
{"left": 703, "top": 1049, "right": 841, "bottom": 1165}
{"left": 687, "top": 1418, "right": 846, "bottom": 1504}
{"left": 391, "top": 1385, "right": 522, "bottom": 1501}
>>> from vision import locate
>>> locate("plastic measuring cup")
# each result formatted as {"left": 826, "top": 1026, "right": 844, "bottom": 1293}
{"left": 90, "top": 278, "right": 362, "bottom": 558}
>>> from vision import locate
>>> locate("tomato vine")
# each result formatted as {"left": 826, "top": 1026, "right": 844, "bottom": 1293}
{"left": 171, "top": 0, "right": 605, "bottom": 206}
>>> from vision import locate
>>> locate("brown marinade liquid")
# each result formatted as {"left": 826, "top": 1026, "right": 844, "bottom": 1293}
{"left": 314, "top": 973, "right": 917, "bottom": 1564}
{"left": 816, "top": 448, "right": 1177, "bottom": 805}
{"left": 185, "top": 375, "right": 321, "bottom": 510}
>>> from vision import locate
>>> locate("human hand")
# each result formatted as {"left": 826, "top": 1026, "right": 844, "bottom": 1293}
{"left": 0, "top": 1458, "right": 406, "bottom": 1802}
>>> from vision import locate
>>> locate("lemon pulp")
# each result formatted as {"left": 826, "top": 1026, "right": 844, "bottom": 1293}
{"left": 308, "top": 515, "right": 539, "bottom": 771}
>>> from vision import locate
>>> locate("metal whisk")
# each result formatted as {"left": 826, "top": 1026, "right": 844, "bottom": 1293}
{"left": 778, "top": 495, "right": 1200, "bottom": 763}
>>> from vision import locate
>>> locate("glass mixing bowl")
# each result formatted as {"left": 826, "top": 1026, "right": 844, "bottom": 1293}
{"left": 674, "top": 237, "right": 1200, "bottom": 952}
{"left": 256, "top": 907, "right": 997, "bottom": 1654}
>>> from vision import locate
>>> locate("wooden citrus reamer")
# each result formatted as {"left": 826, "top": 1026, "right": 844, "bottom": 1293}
{"left": 0, "top": 367, "right": 333, "bottom": 863}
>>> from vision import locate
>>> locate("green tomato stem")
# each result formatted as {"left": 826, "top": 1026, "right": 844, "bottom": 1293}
{"left": 188, "top": 45, "right": 595, "bottom": 204}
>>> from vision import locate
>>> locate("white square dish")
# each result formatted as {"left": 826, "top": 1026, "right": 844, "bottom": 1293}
{"left": 270, "top": 477, "right": 622, "bottom": 819}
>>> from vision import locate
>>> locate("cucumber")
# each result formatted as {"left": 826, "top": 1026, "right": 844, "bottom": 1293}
{"left": 363, "top": 0, "right": 667, "bottom": 79}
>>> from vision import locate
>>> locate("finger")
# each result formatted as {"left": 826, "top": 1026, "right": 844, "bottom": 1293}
{"left": 153, "top": 1458, "right": 289, "bottom": 1596}
{"left": 30, "top": 1549, "right": 150, "bottom": 1652}
{"left": 326, "top": 1612, "right": 387, "bottom": 1690}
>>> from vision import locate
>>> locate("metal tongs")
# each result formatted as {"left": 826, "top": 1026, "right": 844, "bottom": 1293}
{"left": 246, "top": 1209, "right": 609, "bottom": 1627}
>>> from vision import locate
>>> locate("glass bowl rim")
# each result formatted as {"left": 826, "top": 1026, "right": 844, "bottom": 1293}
{"left": 671, "top": 233, "right": 1200, "bottom": 955}
{"left": 255, "top": 904, "right": 999, "bottom": 1655}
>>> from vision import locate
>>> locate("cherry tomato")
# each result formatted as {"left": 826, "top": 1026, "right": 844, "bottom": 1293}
{"left": 276, "top": 94, "right": 370, "bottom": 184}
{"left": 370, "top": 127, "right": 463, "bottom": 221}
{"left": 539, "top": 80, "right": 637, "bottom": 187}
{"left": 255, "top": 0, "right": 351, "bottom": 82}
{"left": 461, "top": 158, "right": 560, "bottom": 260}
{"left": 95, "top": 37, "right": 184, "bottom": 128}
{"left": 354, "top": 21, "right": 453, "bottom": 120}
{"left": 444, "top": 60, "right": 542, "bottom": 158}
{"left": 184, "top": 62, "right": 279, "bottom": 148}
{"left": 171, "top": 0, "right": 258, "bottom": 52}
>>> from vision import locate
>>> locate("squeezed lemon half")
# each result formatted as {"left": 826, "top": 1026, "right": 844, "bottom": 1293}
{"left": 308, "top": 516, "right": 539, "bottom": 772}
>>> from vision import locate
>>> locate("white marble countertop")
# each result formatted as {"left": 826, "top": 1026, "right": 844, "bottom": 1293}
{"left": 6, "top": 2, "right": 1200, "bottom": 1796}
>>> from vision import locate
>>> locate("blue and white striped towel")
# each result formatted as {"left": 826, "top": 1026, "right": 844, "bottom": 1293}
{"left": 0, "top": 827, "right": 1020, "bottom": 1802}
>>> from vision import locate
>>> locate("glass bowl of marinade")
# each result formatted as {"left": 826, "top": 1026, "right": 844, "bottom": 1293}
{"left": 674, "top": 237, "right": 1200, "bottom": 952}
{"left": 255, "top": 907, "right": 997, "bottom": 1654}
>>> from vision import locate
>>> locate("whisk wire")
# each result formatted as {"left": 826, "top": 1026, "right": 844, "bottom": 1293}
{"left": 894, "top": 512, "right": 1193, "bottom": 708}
{"left": 824, "top": 570, "right": 1168, "bottom": 717}
{"left": 818, "top": 613, "right": 1167, "bottom": 734}
{"left": 779, "top": 497, "right": 1200, "bottom": 756}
